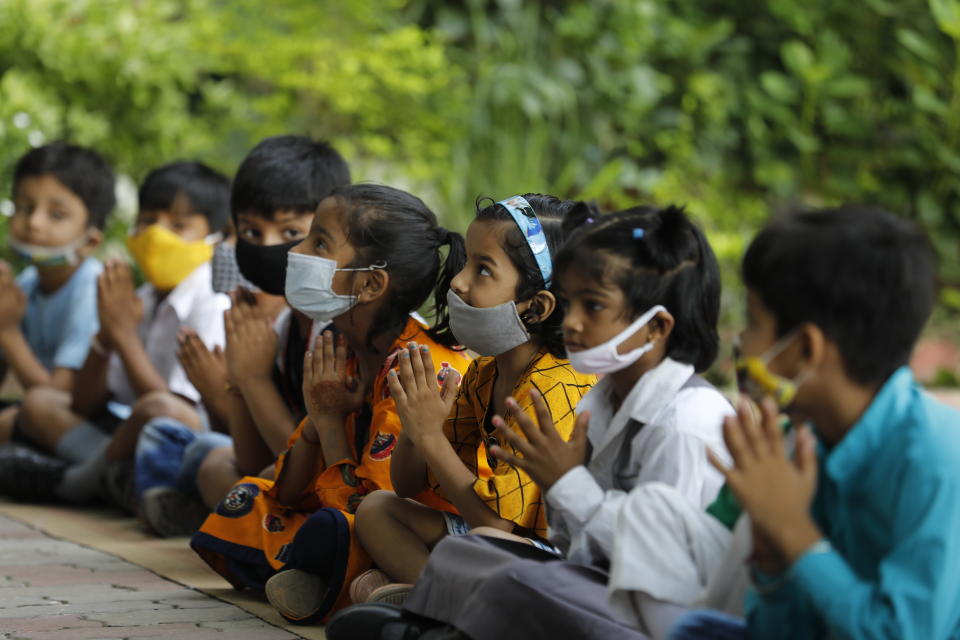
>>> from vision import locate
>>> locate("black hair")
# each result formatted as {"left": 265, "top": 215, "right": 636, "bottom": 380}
{"left": 231, "top": 135, "right": 351, "bottom": 220}
{"left": 332, "top": 183, "right": 464, "bottom": 349}
{"left": 12, "top": 142, "right": 116, "bottom": 230}
{"left": 555, "top": 204, "right": 721, "bottom": 372}
{"left": 139, "top": 161, "right": 231, "bottom": 233}
{"left": 743, "top": 205, "right": 936, "bottom": 386}
{"left": 474, "top": 194, "right": 591, "bottom": 358}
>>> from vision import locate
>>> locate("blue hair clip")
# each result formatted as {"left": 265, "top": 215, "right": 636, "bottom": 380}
{"left": 632, "top": 228, "right": 645, "bottom": 239}
{"left": 497, "top": 195, "right": 552, "bottom": 288}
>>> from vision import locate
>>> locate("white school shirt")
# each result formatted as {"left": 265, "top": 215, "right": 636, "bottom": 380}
{"left": 546, "top": 357, "right": 733, "bottom": 568}
{"left": 107, "top": 262, "right": 231, "bottom": 407}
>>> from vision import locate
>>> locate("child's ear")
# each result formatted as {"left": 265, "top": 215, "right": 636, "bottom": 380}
{"left": 798, "top": 323, "right": 825, "bottom": 370}
{"left": 80, "top": 228, "right": 104, "bottom": 256}
{"left": 648, "top": 310, "right": 675, "bottom": 342}
{"left": 520, "top": 290, "right": 557, "bottom": 326}
{"left": 356, "top": 269, "right": 389, "bottom": 304}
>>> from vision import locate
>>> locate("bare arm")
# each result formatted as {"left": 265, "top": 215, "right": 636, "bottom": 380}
{"left": 0, "top": 328, "right": 56, "bottom": 389}
{"left": 390, "top": 431, "right": 429, "bottom": 498}
{"left": 70, "top": 332, "right": 112, "bottom": 415}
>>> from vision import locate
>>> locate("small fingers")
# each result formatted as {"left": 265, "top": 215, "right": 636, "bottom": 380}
{"left": 492, "top": 415, "right": 534, "bottom": 459}
{"left": 505, "top": 396, "right": 542, "bottom": 444}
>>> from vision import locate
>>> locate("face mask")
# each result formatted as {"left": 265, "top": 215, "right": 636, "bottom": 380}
{"left": 210, "top": 243, "right": 258, "bottom": 294}
{"left": 285, "top": 251, "right": 385, "bottom": 322}
{"left": 446, "top": 289, "right": 530, "bottom": 356}
{"left": 9, "top": 234, "right": 89, "bottom": 269}
{"left": 566, "top": 305, "right": 666, "bottom": 374}
{"left": 235, "top": 237, "right": 299, "bottom": 296}
{"left": 126, "top": 225, "right": 215, "bottom": 292}
{"left": 734, "top": 331, "right": 809, "bottom": 410}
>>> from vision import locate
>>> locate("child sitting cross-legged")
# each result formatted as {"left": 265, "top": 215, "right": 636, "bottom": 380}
{"left": 0, "top": 143, "right": 114, "bottom": 461}
{"left": 190, "top": 184, "right": 471, "bottom": 625}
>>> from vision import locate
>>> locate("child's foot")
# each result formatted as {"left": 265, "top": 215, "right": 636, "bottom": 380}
{"left": 0, "top": 443, "right": 66, "bottom": 502}
{"left": 349, "top": 568, "right": 392, "bottom": 603}
{"left": 140, "top": 486, "right": 209, "bottom": 537}
{"left": 101, "top": 460, "right": 138, "bottom": 515}
{"left": 366, "top": 582, "right": 414, "bottom": 606}
{"left": 265, "top": 568, "right": 327, "bottom": 621}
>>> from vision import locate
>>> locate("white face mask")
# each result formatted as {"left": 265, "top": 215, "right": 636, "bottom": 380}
{"left": 9, "top": 234, "right": 89, "bottom": 269}
{"left": 566, "top": 305, "right": 666, "bottom": 374}
{"left": 447, "top": 289, "right": 530, "bottom": 356}
{"left": 284, "top": 252, "right": 385, "bottom": 322}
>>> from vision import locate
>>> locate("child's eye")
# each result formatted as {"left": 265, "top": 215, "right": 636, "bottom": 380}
{"left": 50, "top": 210, "right": 67, "bottom": 221}
{"left": 587, "top": 301, "right": 604, "bottom": 313}
{"left": 478, "top": 265, "right": 492, "bottom": 277}
{"left": 313, "top": 237, "right": 326, "bottom": 251}
{"left": 240, "top": 228, "right": 260, "bottom": 240}
{"left": 284, "top": 228, "right": 304, "bottom": 240}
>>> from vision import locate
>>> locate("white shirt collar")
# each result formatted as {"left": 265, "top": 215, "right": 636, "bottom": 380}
{"left": 579, "top": 357, "right": 695, "bottom": 454}
{"left": 153, "top": 261, "right": 214, "bottom": 320}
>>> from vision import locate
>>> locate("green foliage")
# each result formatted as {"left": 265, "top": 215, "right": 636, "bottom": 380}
{"left": 2, "top": 0, "right": 960, "bottom": 337}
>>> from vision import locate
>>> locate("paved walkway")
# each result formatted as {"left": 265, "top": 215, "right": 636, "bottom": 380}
{"left": 0, "top": 514, "right": 302, "bottom": 640}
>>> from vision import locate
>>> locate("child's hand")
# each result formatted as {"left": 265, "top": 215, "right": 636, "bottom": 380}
{"left": 707, "top": 397, "right": 822, "bottom": 564}
{"left": 489, "top": 389, "right": 591, "bottom": 490}
{"left": 223, "top": 299, "right": 277, "bottom": 383}
{"left": 0, "top": 261, "right": 26, "bottom": 333}
{"left": 97, "top": 259, "right": 143, "bottom": 341}
{"left": 302, "top": 331, "right": 365, "bottom": 425}
{"left": 177, "top": 329, "right": 228, "bottom": 399}
{"left": 386, "top": 342, "right": 461, "bottom": 445}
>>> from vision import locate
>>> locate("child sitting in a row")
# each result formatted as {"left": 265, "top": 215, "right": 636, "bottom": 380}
{"left": 0, "top": 143, "right": 115, "bottom": 452}
{"left": 1, "top": 153, "right": 232, "bottom": 507}
{"left": 189, "top": 184, "right": 471, "bottom": 624}
{"left": 328, "top": 203, "right": 734, "bottom": 639}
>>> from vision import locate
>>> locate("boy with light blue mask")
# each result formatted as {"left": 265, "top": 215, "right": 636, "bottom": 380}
{"left": 0, "top": 142, "right": 115, "bottom": 446}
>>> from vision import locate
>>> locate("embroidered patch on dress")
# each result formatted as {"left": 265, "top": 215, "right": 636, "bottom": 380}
{"left": 369, "top": 432, "right": 397, "bottom": 460}
{"left": 216, "top": 483, "right": 260, "bottom": 518}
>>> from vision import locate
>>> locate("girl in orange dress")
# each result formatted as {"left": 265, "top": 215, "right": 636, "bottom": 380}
{"left": 190, "top": 184, "right": 471, "bottom": 623}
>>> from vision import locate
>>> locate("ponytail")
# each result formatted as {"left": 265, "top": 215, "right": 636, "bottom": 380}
{"left": 429, "top": 228, "right": 467, "bottom": 348}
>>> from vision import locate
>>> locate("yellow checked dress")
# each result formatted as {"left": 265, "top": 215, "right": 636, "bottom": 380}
{"left": 428, "top": 349, "right": 596, "bottom": 538}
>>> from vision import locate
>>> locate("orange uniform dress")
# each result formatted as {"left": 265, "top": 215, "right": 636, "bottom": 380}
{"left": 190, "top": 318, "right": 470, "bottom": 623}
{"left": 429, "top": 350, "right": 597, "bottom": 537}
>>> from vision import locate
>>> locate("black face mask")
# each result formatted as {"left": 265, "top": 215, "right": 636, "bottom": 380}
{"left": 234, "top": 237, "right": 300, "bottom": 295}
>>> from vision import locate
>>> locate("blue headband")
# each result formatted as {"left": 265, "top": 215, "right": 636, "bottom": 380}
{"left": 497, "top": 195, "right": 552, "bottom": 288}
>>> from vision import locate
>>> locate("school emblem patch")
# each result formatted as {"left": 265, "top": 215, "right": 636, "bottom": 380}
{"left": 369, "top": 432, "right": 397, "bottom": 460}
{"left": 216, "top": 483, "right": 260, "bottom": 518}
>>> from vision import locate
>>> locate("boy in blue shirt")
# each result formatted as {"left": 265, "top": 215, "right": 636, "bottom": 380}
{"left": 675, "top": 205, "right": 960, "bottom": 639}
{"left": 0, "top": 143, "right": 115, "bottom": 445}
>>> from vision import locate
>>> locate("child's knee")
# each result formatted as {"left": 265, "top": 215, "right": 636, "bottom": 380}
{"left": 20, "top": 386, "right": 70, "bottom": 434}
{"left": 356, "top": 489, "right": 398, "bottom": 521}
{"left": 132, "top": 391, "right": 201, "bottom": 430}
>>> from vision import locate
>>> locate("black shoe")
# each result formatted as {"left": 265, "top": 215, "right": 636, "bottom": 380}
{"left": 327, "top": 603, "right": 445, "bottom": 640}
{"left": 0, "top": 443, "right": 66, "bottom": 502}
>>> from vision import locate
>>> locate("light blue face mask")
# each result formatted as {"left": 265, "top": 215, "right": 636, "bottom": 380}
{"left": 284, "top": 251, "right": 386, "bottom": 322}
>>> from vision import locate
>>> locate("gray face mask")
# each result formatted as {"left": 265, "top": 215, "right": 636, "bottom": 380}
{"left": 447, "top": 289, "right": 530, "bottom": 356}
{"left": 211, "top": 243, "right": 258, "bottom": 294}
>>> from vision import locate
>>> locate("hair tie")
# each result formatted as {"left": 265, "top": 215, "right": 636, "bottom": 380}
{"left": 632, "top": 228, "right": 645, "bottom": 239}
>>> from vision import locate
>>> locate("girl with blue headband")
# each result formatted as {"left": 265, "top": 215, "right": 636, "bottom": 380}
{"left": 271, "top": 194, "right": 597, "bottom": 614}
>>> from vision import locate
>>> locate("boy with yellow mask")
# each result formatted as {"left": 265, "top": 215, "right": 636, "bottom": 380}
{"left": 2, "top": 162, "right": 231, "bottom": 505}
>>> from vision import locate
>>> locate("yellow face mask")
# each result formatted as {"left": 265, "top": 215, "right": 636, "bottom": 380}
{"left": 126, "top": 224, "right": 214, "bottom": 292}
